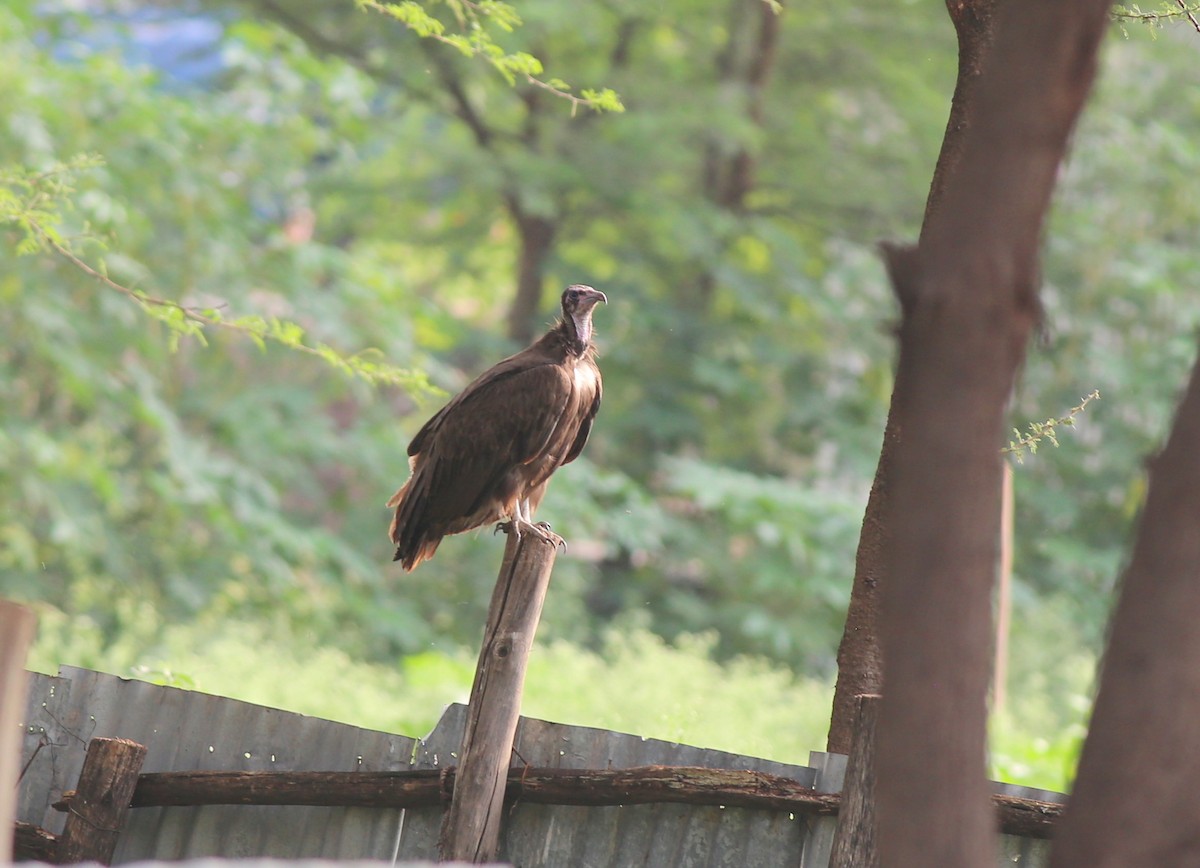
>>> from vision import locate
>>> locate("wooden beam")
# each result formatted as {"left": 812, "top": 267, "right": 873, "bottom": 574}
{"left": 133, "top": 768, "right": 449, "bottom": 808}
{"left": 133, "top": 765, "right": 836, "bottom": 813}
{"left": 13, "top": 820, "right": 58, "bottom": 862}
{"left": 439, "top": 527, "right": 558, "bottom": 862}
{"left": 126, "top": 764, "right": 1061, "bottom": 838}
{"left": 56, "top": 737, "right": 148, "bottom": 865}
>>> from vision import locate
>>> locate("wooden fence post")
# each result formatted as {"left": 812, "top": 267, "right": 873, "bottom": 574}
{"left": 56, "top": 737, "right": 148, "bottom": 865}
{"left": 439, "top": 528, "right": 558, "bottom": 863}
{"left": 829, "top": 693, "right": 881, "bottom": 868}
{"left": 1, "top": 601, "right": 37, "bottom": 864}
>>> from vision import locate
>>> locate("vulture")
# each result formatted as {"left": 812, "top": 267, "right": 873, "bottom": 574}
{"left": 387, "top": 285, "right": 607, "bottom": 570}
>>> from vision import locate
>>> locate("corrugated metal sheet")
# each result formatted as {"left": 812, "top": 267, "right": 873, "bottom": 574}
{"left": 20, "top": 667, "right": 417, "bottom": 862}
{"left": 18, "top": 666, "right": 1063, "bottom": 867}
{"left": 433, "top": 707, "right": 818, "bottom": 868}
{"left": 21, "top": 860, "right": 493, "bottom": 868}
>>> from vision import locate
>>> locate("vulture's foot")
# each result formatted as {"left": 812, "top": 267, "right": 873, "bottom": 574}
{"left": 497, "top": 519, "right": 565, "bottom": 551}
{"left": 499, "top": 518, "right": 564, "bottom": 547}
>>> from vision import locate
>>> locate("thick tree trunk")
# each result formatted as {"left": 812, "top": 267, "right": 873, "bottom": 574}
{"left": 828, "top": 0, "right": 998, "bottom": 755}
{"left": 1050, "top": 356, "right": 1200, "bottom": 866}
{"left": 506, "top": 206, "right": 557, "bottom": 345}
{"left": 919, "top": 0, "right": 1000, "bottom": 239}
{"left": 875, "top": 250, "right": 1028, "bottom": 868}
{"left": 827, "top": 417, "right": 894, "bottom": 754}
{"left": 871, "top": 0, "right": 1111, "bottom": 865}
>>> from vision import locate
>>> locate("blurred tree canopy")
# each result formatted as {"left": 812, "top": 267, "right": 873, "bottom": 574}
{"left": 3, "top": 0, "right": 1199, "bottom": 677}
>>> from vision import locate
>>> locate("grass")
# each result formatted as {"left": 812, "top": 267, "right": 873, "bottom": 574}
{"left": 26, "top": 607, "right": 835, "bottom": 765}
{"left": 26, "top": 603, "right": 1092, "bottom": 792}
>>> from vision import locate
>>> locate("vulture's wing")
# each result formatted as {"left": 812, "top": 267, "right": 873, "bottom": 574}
{"left": 407, "top": 354, "right": 556, "bottom": 455}
{"left": 412, "top": 358, "right": 577, "bottom": 523}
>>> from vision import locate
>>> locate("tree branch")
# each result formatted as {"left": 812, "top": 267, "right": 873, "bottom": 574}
{"left": 420, "top": 41, "right": 500, "bottom": 149}
{"left": 22, "top": 218, "right": 427, "bottom": 391}
{"left": 249, "top": 0, "right": 417, "bottom": 91}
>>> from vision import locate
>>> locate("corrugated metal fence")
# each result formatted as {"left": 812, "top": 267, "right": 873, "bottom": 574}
{"left": 18, "top": 666, "right": 1061, "bottom": 866}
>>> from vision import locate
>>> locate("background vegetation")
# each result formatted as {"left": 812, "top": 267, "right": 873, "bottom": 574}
{"left": 4, "top": 0, "right": 1197, "bottom": 792}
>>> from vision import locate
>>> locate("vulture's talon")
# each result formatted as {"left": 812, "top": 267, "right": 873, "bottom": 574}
{"left": 532, "top": 522, "right": 567, "bottom": 552}
{"left": 535, "top": 524, "right": 566, "bottom": 551}
{"left": 535, "top": 523, "right": 566, "bottom": 549}
{"left": 507, "top": 519, "right": 562, "bottom": 550}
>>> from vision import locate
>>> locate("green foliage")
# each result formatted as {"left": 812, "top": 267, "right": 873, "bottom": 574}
{"left": 0, "top": 2, "right": 454, "bottom": 657}
{"left": 527, "top": 630, "right": 834, "bottom": 762}
{"left": 989, "top": 598, "right": 1098, "bottom": 793}
{"left": 0, "top": 154, "right": 103, "bottom": 252}
{"left": 28, "top": 603, "right": 1084, "bottom": 790}
{"left": 2, "top": 152, "right": 429, "bottom": 390}
{"left": 1112, "top": 1, "right": 1200, "bottom": 34}
{"left": 3, "top": 0, "right": 1200, "bottom": 789}
{"left": 357, "top": 0, "right": 623, "bottom": 114}
{"left": 28, "top": 609, "right": 834, "bottom": 763}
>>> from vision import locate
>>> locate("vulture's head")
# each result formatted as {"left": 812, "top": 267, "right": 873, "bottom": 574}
{"left": 561, "top": 284, "right": 607, "bottom": 349}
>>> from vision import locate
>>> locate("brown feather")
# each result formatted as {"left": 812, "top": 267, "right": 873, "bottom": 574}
{"left": 388, "top": 285, "right": 605, "bottom": 570}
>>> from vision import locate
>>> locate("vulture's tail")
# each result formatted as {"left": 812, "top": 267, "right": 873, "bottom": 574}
{"left": 387, "top": 476, "right": 442, "bottom": 571}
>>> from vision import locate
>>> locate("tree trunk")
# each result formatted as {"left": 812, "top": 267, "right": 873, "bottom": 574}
{"left": 704, "top": 0, "right": 781, "bottom": 214}
{"left": 1049, "top": 354, "right": 1200, "bottom": 866}
{"left": 919, "top": 0, "right": 1000, "bottom": 239}
{"left": 872, "top": 0, "right": 1111, "bottom": 865}
{"left": 505, "top": 205, "right": 557, "bottom": 346}
{"left": 827, "top": 412, "right": 894, "bottom": 754}
{"left": 828, "top": 0, "right": 998, "bottom": 755}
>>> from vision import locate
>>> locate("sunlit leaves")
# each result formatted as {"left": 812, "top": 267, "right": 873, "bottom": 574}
{"left": 357, "top": 0, "right": 623, "bottom": 114}
{"left": 1112, "top": 1, "right": 1200, "bottom": 34}
{"left": 0, "top": 155, "right": 103, "bottom": 253}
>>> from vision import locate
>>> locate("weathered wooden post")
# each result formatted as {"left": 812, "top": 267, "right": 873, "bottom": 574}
{"left": 56, "top": 737, "right": 148, "bottom": 865}
{"left": 1, "top": 600, "right": 36, "bottom": 864}
{"left": 438, "top": 528, "right": 558, "bottom": 863}
{"left": 829, "top": 693, "right": 881, "bottom": 868}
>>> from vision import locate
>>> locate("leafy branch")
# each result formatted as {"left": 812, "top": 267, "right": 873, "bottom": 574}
{"left": 356, "top": 0, "right": 624, "bottom": 115}
{"left": 1113, "top": 1, "right": 1200, "bottom": 33}
{"left": 0, "top": 154, "right": 104, "bottom": 253}
{"left": 1, "top": 159, "right": 433, "bottom": 393}
{"left": 1003, "top": 391, "right": 1101, "bottom": 464}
